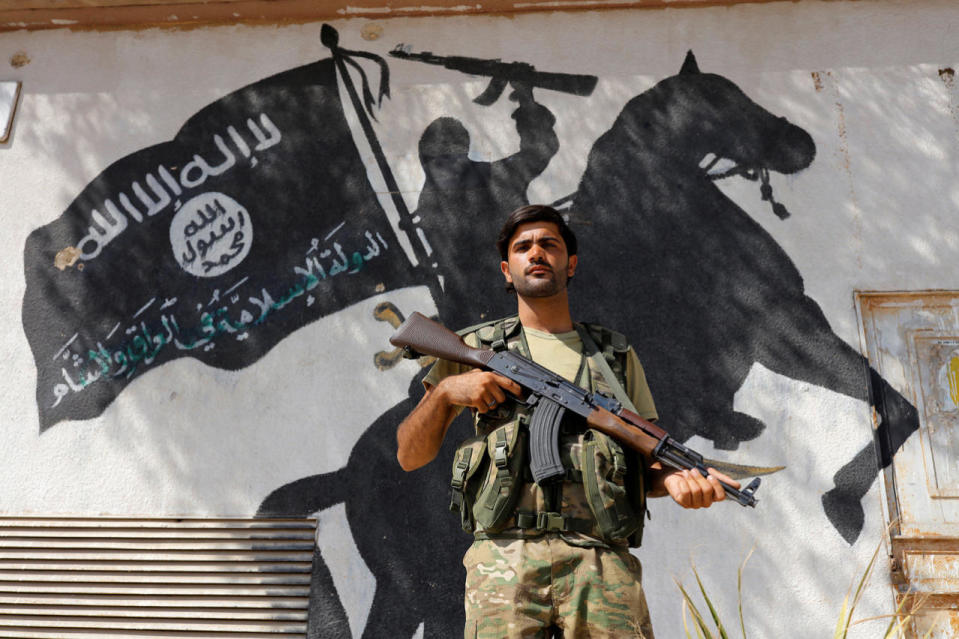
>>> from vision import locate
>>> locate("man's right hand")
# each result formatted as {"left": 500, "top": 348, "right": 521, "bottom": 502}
{"left": 435, "top": 369, "right": 523, "bottom": 413}
{"left": 397, "top": 369, "right": 522, "bottom": 471}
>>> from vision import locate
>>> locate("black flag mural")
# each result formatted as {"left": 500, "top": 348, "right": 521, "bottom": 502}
{"left": 23, "top": 29, "right": 422, "bottom": 430}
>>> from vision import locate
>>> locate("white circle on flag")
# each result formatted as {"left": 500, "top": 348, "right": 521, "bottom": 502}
{"left": 170, "top": 192, "right": 252, "bottom": 278}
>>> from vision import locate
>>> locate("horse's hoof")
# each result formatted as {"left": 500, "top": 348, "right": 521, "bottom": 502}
{"left": 822, "top": 488, "right": 864, "bottom": 545}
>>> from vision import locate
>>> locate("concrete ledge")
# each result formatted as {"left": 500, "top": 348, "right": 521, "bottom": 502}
{"left": 0, "top": 0, "right": 795, "bottom": 32}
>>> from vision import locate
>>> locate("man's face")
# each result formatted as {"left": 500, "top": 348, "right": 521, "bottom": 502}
{"left": 500, "top": 221, "right": 577, "bottom": 298}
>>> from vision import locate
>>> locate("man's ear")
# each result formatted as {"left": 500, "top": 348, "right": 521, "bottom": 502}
{"left": 500, "top": 260, "right": 513, "bottom": 283}
{"left": 567, "top": 255, "right": 578, "bottom": 278}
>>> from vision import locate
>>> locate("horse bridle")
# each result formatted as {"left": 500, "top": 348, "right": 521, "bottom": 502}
{"left": 703, "top": 155, "right": 791, "bottom": 220}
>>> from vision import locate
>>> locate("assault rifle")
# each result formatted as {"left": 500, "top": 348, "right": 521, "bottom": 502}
{"left": 390, "top": 312, "right": 760, "bottom": 507}
{"left": 389, "top": 45, "right": 598, "bottom": 106}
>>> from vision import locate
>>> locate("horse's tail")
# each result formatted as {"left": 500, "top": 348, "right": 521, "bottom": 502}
{"left": 255, "top": 467, "right": 350, "bottom": 517}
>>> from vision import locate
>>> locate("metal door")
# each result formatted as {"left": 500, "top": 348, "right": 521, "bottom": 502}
{"left": 858, "top": 291, "right": 959, "bottom": 637}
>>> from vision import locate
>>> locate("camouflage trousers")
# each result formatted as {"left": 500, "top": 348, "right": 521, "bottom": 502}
{"left": 463, "top": 535, "right": 654, "bottom": 638}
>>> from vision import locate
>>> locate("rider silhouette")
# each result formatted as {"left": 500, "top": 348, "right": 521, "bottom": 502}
{"left": 413, "top": 84, "right": 559, "bottom": 328}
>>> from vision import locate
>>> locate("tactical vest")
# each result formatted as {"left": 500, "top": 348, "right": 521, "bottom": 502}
{"left": 448, "top": 316, "right": 648, "bottom": 548}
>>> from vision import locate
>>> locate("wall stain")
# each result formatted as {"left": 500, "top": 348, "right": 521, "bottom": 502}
{"left": 938, "top": 66, "right": 959, "bottom": 143}
{"left": 372, "top": 301, "right": 434, "bottom": 370}
{"left": 10, "top": 51, "right": 29, "bottom": 68}
{"left": 53, "top": 246, "right": 80, "bottom": 271}
{"left": 811, "top": 70, "right": 824, "bottom": 92}
{"left": 821, "top": 70, "right": 862, "bottom": 270}
{"left": 361, "top": 22, "right": 383, "bottom": 40}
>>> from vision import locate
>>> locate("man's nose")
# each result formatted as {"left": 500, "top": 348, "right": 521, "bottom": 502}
{"left": 528, "top": 244, "right": 546, "bottom": 261}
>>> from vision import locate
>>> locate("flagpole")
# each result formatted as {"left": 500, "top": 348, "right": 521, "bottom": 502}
{"left": 321, "top": 24, "right": 431, "bottom": 269}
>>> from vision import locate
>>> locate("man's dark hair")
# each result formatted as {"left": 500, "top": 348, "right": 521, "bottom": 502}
{"left": 496, "top": 204, "right": 577, "bottom": 261}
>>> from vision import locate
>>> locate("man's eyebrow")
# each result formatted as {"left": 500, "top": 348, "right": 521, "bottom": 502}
{"left": 514, "top": 233, "right": 559, "bottom": 243}
{"left": 511, "top": 233, "right": 561, "bottom": 249}
{"left": 530, "top": 235, "right": 560, "bottom": 244}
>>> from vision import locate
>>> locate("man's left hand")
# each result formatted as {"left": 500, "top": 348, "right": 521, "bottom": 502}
{"left": 663, "top": 468, "right": 741, "bottom": 509}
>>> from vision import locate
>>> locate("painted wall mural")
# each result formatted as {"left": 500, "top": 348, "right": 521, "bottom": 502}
{"left": 17, "top": 22, "right": 926, "bottom": 639}
{"left": 22, "top": 29, "right": 424, "bottom": 430}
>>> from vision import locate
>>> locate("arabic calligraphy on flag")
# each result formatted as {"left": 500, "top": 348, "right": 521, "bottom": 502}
{"left": 22, "top": 56, "right": 422, "bottom": 430}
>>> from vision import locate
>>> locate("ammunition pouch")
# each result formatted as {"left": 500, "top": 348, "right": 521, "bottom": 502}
{"left": 450, "top": 421, "right": 527, "bottom": 534}
{"left": 581, "top": 429, "right": 646, "bottom": 546}
{"left": 449, "top": 435, "right": 488, "bottom": 533}
{"left": 449, "top": 315, "right": 647, "bottom": 547}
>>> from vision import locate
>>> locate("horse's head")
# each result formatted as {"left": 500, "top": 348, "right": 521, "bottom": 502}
{"left": 650, "top": 52, "right": 815, "bottom": 177}
{"left": 672, "top": 51, "right": 816, "bottom": 173}
{"left": 601, "top": 51, "right": 814, "bottom": 219}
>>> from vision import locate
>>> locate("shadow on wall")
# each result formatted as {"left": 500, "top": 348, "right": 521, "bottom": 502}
{"left": 258, "top": 51, "right": 919, "bottom": 637}
{"left": 19, "top": 25, "right": 920, "bottom": 638}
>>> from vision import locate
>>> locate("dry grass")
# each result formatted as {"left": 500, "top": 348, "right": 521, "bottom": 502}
{"left": 675, "top": 543, "right": 936, "bottom": 639}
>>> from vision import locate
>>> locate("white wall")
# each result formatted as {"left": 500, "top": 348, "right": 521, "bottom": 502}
{"left": 3, "top": 2, "right": 958, "bottom": 636}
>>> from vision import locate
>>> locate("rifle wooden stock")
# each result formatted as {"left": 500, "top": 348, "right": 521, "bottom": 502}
{"left": 390, "top": 312, "right": 494, "bottom": 370}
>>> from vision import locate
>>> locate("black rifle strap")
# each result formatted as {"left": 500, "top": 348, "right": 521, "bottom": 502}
{"left": 543, "top": 479, "right": 562, "bottom": 513}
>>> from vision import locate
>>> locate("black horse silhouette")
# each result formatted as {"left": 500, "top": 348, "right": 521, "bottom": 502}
{"left": 259, "top": 52, "right": 920, "bottom": 637}
{"left": 261, "top": 373, "right": 474, "bottom": 638}
{"left": 569, "top": 51, "right": 918, "bottom": 544}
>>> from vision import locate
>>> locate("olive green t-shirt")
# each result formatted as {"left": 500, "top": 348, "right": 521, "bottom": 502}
{"left": 524, "top": 327, "right": 584, "bottom": 384}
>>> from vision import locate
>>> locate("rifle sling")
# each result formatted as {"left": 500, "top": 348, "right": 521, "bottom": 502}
{"left": 575, "top": 324, "right": 639, "bottom": 415}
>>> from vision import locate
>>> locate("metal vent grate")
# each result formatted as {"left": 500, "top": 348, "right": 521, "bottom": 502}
{"left": 0, "top": 517, "right": 316, "bottom": 638}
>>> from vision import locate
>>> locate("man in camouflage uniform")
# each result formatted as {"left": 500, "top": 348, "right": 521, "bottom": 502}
{"left": 397, "top": 204, "right": 737, "bottom": 638}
